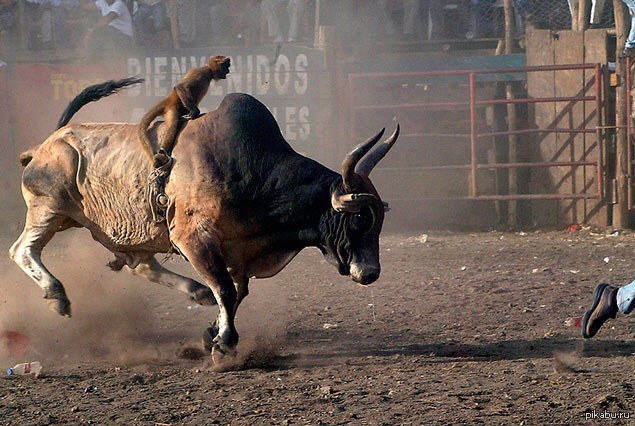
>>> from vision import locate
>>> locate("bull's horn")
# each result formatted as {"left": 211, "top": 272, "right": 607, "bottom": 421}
{"left": 331, "top": 192, "right": 376, "bottom": 213}
{"left": 341, "top": 128, "right": 385, "bottom": 191}
{"left": 356, "top": 124, "right": 400, "bottom": 177}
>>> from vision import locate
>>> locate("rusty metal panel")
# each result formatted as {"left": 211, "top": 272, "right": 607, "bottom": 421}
{"left": 347, "top": 61, "right": 607, "bottom": 230}
{"left": 583, "top": 29, "right": 609, "bottom": 227}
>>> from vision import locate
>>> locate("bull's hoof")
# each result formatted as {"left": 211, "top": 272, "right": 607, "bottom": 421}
{"left": 190, "top": 286, "right": 217, "bottom": 306}
{"left": 47, "top": 297, "right": 72, "bottom": 317}
{"left": 211, "top": 343, "right": 237, "bottom": 365}
{"left": 107, "top": 257, "right": 126, "bottom": 271}
{"left": 202, "top": 325, "right": 219, "bottom": 353}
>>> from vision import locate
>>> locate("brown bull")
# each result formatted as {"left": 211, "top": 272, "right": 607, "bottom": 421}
{"left": 9, "top": 81, "right": 398, "bottom": 362}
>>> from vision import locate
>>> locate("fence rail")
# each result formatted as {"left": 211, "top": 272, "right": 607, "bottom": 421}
{"left": 347, "top": 62, "right": 605, "bottom": 204}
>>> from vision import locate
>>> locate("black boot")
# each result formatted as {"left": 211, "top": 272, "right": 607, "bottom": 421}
{"left": 582, "top": 283, "right": 618, "bottom": 338}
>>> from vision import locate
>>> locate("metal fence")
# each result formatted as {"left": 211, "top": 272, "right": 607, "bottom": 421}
{"left": 0, "top": 1, "right": 621, "bottom": 56}
{"left": 517, "top": 0, "right": 615, "bottom": 31}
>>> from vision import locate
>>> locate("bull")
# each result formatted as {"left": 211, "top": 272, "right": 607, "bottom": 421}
{"left": 9, "top": 79, "right": 399, "bottom": 362}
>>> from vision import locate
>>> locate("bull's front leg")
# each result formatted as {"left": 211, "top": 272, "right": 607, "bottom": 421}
{"left": 203, "top": 275, "right": 249, "bottom": 353}
{"left": 169, "top": 221, "right": 238, "bottom": 363}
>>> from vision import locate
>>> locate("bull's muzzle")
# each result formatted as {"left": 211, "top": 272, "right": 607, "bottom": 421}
{"left": 350, "top": 264, "right": 380, "bottom": 285}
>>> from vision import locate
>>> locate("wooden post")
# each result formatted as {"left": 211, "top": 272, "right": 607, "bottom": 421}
{"left": 504, "top": 0, "right": 518, "bottom": 227}
{"left": 570, "top": 0, "right": 580, "bottom": 30}
{"left": 578, "top": 0, "right": 590, "bottom": 31}
{"left": 169, "top": 0, "right": 180, "bottom": 49}
{"left": 614, "top": 0, "right": 630, "bottom": 228}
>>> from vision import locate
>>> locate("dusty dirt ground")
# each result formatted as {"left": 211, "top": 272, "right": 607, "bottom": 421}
{"left": 2, "top": 228, "right": 635, "bottom": 425}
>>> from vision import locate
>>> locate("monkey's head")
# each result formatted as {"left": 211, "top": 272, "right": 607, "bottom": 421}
{"left": 208, "top": 55, "right": 231, "bottom": 80}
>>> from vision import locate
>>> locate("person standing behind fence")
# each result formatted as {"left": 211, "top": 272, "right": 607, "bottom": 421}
{"left": 51, "top": 0, "right": 82, "bottom": 49}
{"left": 0, "top": 0, "right": 17, "bottom": 48}
{"left": 261, "top": 0, "right": 305, "bottom": 44}
{"left": 200, "top": 0, "right": 232, "bottom": 45}
{"left": 230, "top": 0, "right": 261, "bottom": 45}
{"left": 81, "top": 0, "right": 133, "bottom": 57}
{"left": 133, "top": 0, "right": 166, "bottom": 48}
{"left": 376, "top": 0, "right": 421, "bottom": 41}
{"left": 619, "top": 0, "right": 635, "bottom": 57}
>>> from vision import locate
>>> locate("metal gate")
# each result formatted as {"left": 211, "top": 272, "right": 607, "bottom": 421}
{"left": 346, "top": 63, "right": 607, "bottom": 228}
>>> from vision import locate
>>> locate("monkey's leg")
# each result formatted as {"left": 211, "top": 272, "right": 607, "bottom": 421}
{"left": 154, "top": 108, "right": 181, "bottom": 167}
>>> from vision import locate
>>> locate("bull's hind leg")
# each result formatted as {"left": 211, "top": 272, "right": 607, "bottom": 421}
{"left": 126, "top": 256, "right": 217, "bottom": 306}
{"left": 9, "top": 207, "right": 73, "bottom": 317}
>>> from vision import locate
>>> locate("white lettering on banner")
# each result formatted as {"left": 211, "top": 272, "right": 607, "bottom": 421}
{"left": 294, "top": 54, "right": 308, "bottom": 95}
{"left": 50, "top": 74, "right": 105, "bottom": 101}
{"left": 153, "top": 56, "right": 168, "bottom": 96}
{"left": 128, "top": 54, "right": 310, "bottom": 98}
{"left": 274, "top": 55, "right": 290, "bottom": 94}
{"left": 170, "top": 56, "right": 209, "bottom": 85}
{"left": 298, "top": 106, "right": 310, "bottom": 139}
{"left": 225, "top": 55, "right": 244, "bottom": 93}
{"left": 256, "top": 55, "right": 269, "bottom": 95}
{"left": 270, "top": 106, "right": 310, "bottom": 142}
{"left": 127, "top": 53, "right": 313, "bottom": 142}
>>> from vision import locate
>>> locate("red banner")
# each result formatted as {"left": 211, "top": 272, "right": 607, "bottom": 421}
{"left": 12, "top": 62, "right": 133, "bottom": 152}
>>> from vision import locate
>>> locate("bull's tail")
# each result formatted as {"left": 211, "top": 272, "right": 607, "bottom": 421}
{"left": 19, "top": 77, "right": 145, "bottom": 167}
{"left": 56, "top": 76, "right": 144, "bottom": 130}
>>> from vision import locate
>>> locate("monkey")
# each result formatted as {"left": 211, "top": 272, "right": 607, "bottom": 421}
{"left": 138, "top": 55, "right": 231, "bottom": 168}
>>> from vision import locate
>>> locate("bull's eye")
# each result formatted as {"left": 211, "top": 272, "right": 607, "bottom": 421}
{"left": 351, "top": 206, "right": 374, "bottom": 233}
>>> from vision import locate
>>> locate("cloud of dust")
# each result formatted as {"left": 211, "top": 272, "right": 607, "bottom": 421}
{"left": 202, "top": 279, "right": 293, "bottom": 372}
{"left": 1, "top": 231, "right": 295, "bottom": 372}
{"left": 0, "top": 232, "right": 170, "bottom": 369}
{"left": 234, "top": 301, "right": 291, "bottom": 370}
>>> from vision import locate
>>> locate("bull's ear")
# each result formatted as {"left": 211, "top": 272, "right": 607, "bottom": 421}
{"left": 331, "top": 192, "right": 376, "bottom": 213}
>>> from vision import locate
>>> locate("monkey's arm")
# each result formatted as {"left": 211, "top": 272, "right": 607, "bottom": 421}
{"left": 174, "top": 83, "right": 201, "bottom": 120}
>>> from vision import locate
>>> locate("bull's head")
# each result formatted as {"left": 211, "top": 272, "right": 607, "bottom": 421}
{"left": 320, "top": 125, "right": 399, "bottom": 285}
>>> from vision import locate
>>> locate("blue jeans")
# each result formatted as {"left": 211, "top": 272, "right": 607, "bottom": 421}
{"left": 623, "top": 0, "right": 635, "bottom": 49}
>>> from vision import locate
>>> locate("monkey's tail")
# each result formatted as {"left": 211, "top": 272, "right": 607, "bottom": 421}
{"left": 56, "top": 76, "right": 145, "bottom": 130}
{"left": 137, "top": 103, "right": 164, "bottom": 162}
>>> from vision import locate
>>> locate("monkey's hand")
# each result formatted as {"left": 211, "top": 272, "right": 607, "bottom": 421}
{"left": 183, "top": 107, "right": 200, "bottom": 120}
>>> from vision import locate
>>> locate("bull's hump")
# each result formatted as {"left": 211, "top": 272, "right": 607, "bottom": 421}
{"left": 212, "top": 93, "right": 289, "bottom": 151}
{"left": 221, "top": 92, "right": 261, "bottom": 108}
{"left": 219, "top": 93, "right": 276, "bottom": 129}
